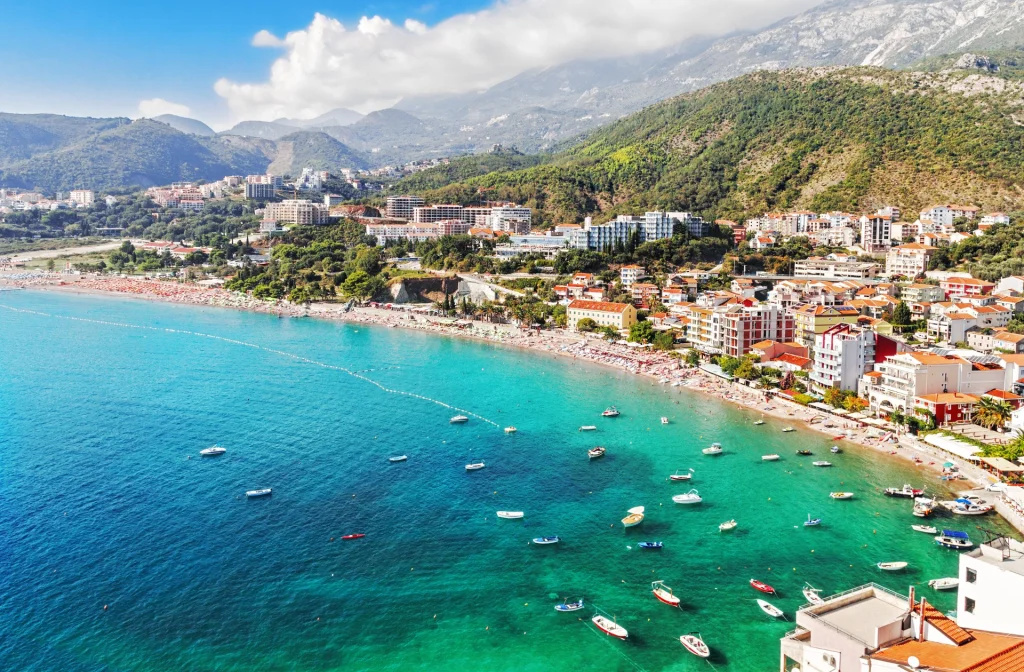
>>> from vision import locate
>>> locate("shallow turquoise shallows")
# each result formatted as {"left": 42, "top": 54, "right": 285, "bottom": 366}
{"left": 0, "top": 291, "right": 1014, "bottom": 671}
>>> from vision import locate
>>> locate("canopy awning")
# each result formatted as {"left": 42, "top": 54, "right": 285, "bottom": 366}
{"left": 808, "top": 402, "right": 834, "bottom": 412}
{"left": 923, "top": 434, "right": 982, "bottom": 461}
{"left": 847, "top": 412, "right": 867, "bottom": 420}
{"left": 979, "top": 457, "right": 1024, "bottom": 473}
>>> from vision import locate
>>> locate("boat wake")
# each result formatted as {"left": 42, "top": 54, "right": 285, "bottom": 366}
{"left": 0, "top": 303, "right": 502, "bottom": 428}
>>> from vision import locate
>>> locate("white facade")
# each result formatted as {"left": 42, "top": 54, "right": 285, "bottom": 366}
{"left": 263, "top": 199, "right": 327, "bottom": 226}
{"left": 69, "top": 190, "right": 94, "bottom": 206}
{"left": 619, "top": 265, "right": 646, "bottom": 287}
{"left": 794, "top": 257, "right": 880, "bottom": 279}
{"left": 958, "top": 536, "right": 1024, "bottom": 637}
{"left": 810, "top": 324, "right": 876, "bottom": 394}
{"left": 860, "top": 215, "right": 892, "bottom": 253}
{"left": 486, "top": 206, "right": 532, "bottom": 234}
{"left": 886, "top": 244, "right": 935, "bottom": 278}
{"left": 386, "top": 195, "right": 424, "bottom": 220}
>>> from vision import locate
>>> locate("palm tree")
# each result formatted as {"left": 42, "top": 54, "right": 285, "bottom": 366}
{"left": 975, "top": 396, "right": 1012, "bottom": 430}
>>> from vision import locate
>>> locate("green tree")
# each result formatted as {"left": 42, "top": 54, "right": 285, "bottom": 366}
{"left": 823, "top": 387, "right": 847, "bottom": 408}
{"left": 892, "top": 301, "right": 911, "bottom": 326}
{"left": 628, "top": 320, "right": 656, "bottom": 344}
{"left": 975, "top": 396, "right": 1012, "bottom": 430}
{"left": 341, "top": 270, "right": 382, "bottom": 301}
{"left": 842, "top": 396, "right": 868, "bottom": 413}
{"left": 733, "top": 358, "right": 756, "bottom": 380}
{"left": 577, "top": 317, "right": 599, "bottom": 332}
{"left": 653, "top": 331, "right": 675, "bottom": 351}
{"left": 685, "top": 349, "right": 700, "bottom": 367}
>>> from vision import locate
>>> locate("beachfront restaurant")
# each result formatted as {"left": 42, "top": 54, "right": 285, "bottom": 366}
{"left": 978, "top": 456, "right": 1024, "bottom": 482}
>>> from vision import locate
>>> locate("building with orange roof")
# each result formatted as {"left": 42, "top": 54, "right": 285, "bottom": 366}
{"left": 566, "top": 299, "right": 637, "bottom": 332}
{"left": 749, "top": 340, "right": 809, "bottom": 363}
{"left": 942, "top": 276, "right": 997, "bottom": 300}
{"left": 791, "top": 304, "right": 862, "bottom": 346}
{"left": 886, "top": 243, "right": 937, "bottom": 278}
{"left": 860, "top": 351, "right": 1005, "bottom": 416}
{"left": 901, "top": 282, "right": 945, "bottom": 303}
{"left": 915, "top": 392, "right": 980, "bottom": 424}
{"left": 618, "top": 264, "right": 647, "bottom": 288}
{"left": 764, "top": 352, "right": 813, "bottom": 372}
{"left": 687, "top": 303, "right": 794, "bottom": 357}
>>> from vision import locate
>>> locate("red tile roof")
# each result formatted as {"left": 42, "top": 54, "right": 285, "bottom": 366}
{"left": 567, "top": 300, "right": 632, "bottom": 313}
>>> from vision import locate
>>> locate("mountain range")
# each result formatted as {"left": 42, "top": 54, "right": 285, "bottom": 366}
{"left": 3, "top": 0, "right": 1024, "bottom": 192}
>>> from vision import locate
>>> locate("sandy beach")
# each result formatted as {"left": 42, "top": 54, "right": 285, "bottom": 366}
{"left": 2, "top": 272, "right": 1008, "bottom": 507}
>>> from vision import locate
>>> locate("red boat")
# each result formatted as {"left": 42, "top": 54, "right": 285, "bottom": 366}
{"left": 341, "top": 533, "right": 365, "bottom": 540}
{"left": 750, "top": 578, "right": 776, "bottom": 595}
{"left": 833, "top": 435, "right": 846, "bottom": 441}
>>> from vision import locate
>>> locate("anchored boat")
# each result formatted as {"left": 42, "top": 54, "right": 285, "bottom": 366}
{"left": 637, "top": 541, "right": 663, "bottom": 549}
{"left": 661, "top": 417, "right": 669, "bottom": 425}
{"left": 497, "top": 511, "right": 524, "bottom": 519}
{"left": 341, "top": 533, "right": 365, "bottom": 540}
{"left": 669, "top": 469, "right": 694, "bottom": 481}
{"left": 719, "top": 519, "right": 737, "bottom": 531}
{"left": 673, "top": 489, "right": 702, "bottom": 504}
{"left": 199, "top": 445, "right": 226, "bottom": 456}
{"left": 796, "top": 449, "right": 812, "bottom": 456}
{"left": 750, "top": 579, "right": 776, "bottom": 595}
{"left": 912, "top": 524, "right": 938, "bottom": 534}
{"left": 929, "top": 577, "right": 959, "bottom": 591}
{"left": 762, "top": 454, "right": 780, "bottom": 461}
{"left": 389, "top": 455, "right": 408, "bottom": 462}
{"left": 829, "top": 492, "right": 854, "bottom": 500}
{"left": 652, "top": 580, "right": 680, "bottom": 606}
{"left": 757, "top": 599, "right": 784, "bottom": 618}
{"left": 877, "top": 561, "right": 908, "bottom": 571}
{"left": 245, "top": 488, "right": 272, "bottom": 498}
{"left": 702, "top": 442, "right": 723, "bottom": 455}
{"left": 450, "top": 415, "right": 469, "bottom": 424}
{"left": 592, "top": 614, "right": 628, "bottom": 639}
{"left": 621, "top": 506, "right": 645, "bottom": 527}
{"left": 601, "top": 407, "right": 620, "bottom": 417}
{"left": 680, "top": 633, "right": 710, "bottom": 658}
{"left": 935, "top": 530, "right": 973, "bottom": 550}
{"left": 804, "top": 515, "right": 822, "bottom": 526}
{"left": 588, "top": 446, "right": 606, "bottom": 459}
{"left": 533, "top": 536, "right": 560, "bottom": 545}
{"left": 465, "top": 462, "right": 485, "bottom": 470}
{"left": 579, "top": 425, "right": 597, "bottom": 432}
{"left": 813, "top": 461, "right": 833, "bottom": 467}
{"left": 802, "top": 583, "right": 824, "bottom": 605}
{"left": 884, "top": 484, "right": 924, "bottom": 498}
{"left": 504, "top": 426, "right": 517, "bottom": 434}
{"left": 555, "top": 598, "right": 584, "bottom": 612}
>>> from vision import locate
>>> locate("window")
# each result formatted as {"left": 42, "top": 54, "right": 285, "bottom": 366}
{"left": 966, "top": 568, "right": 977, "bottom": 584}
{"left": 964, "top": 597, "right": 976, "bottom": 614}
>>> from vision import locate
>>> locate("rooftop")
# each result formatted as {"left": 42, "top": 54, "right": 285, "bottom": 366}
{"left": 567, "top": 299, "right": 632, "bottom": 314}
{"left": 869, "top": 630, "right": 1024, "bottom": 672}
{"left": 966, "top": 536, "right": 1024, "bottom": 578}
{"left": 808, "top": 585, "right": 908, "bottom": 647}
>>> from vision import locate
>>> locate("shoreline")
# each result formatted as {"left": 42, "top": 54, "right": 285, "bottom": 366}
{"left": 3, "top": 273, "right": 1013, "bottom": 528}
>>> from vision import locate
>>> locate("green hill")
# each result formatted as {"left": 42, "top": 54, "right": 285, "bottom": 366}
{"left": 390, "top": 148, "right": 545, "bottom": 192}
{"left": 412, "top": 66, "right": 1024, "bottom": 226}
{"left": 0, "top": 119, "right": 274, "bottom": 192}
{"left": 0, "top": 113, "right": 130, "bottom": 166}
{"left": 267, "top": 131, "right": 368, "bottom": 176}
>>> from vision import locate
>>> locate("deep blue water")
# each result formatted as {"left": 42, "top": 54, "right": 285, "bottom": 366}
{"left": 0, "top": 290, "right": 1013, "bottom": 671}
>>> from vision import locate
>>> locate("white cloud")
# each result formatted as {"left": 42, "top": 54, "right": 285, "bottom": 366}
{"left": 137, "top": 98, "right": 192, "bottom": 118}
{"left": 252, "top": 29, "right": 285, "bottom": 48}
{"left": 215, "top": 0, "right": 823, "bottom": 122}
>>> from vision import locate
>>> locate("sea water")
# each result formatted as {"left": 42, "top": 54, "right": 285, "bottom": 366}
{"left": 0, "top": 290, "right": 1015, "bottom": 671}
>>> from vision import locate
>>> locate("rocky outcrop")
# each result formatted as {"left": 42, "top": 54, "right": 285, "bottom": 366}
{"left": 386, "top": 276, "right": 460, "bottom": 304}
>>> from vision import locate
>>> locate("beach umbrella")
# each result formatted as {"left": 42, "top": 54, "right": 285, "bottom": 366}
{"left": 943, "top": 462, "right": 954, "bottom": 468}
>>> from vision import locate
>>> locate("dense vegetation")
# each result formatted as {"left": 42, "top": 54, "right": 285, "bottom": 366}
{"left": 268, "top": 131, "right": 369, "bottom": 174}
{"left": 389, "top": 148, "right": 546, "bottom": 192}
{"left": 403, "top": 67, "right": 1024, "bottom": 226}
{"left": 928, "top": 218, "right": 1024, "bottom": 282}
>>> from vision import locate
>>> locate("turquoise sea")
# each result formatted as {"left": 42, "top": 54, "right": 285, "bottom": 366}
{"left": 0, "top": 290, "right": 1017, "bottom": 671}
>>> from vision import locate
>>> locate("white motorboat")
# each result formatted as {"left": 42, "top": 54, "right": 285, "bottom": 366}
{"left": 497, "top": 511, "right": 524, "bottom": 519}
{"left": 652, "top": 580, "right": 681, "bottom": 607}
{"left": 579, "top": 425, "right": 597, "bottom": 432}
{"left": 504, "top": 426, "right": 517, "bottom": 434}
{"left": 754, "top": 415, "right": 765, "bottom": 426}
{"left": 661, "top": 417, "right": 669, "bottom": 425}
{"left": 680, "top": 633, "right": 710, "bottom": 658}
{"left": 757, "top": 599, "right": 784, "bottom": 618}
{"left": 465, "top": 462, "right": 485, "bottom": 471}
{"left": 532, "top": 536, "right": 560, "bottom": 545}
{"left": 673, "top": 489, "right": 702, "bottom": 505}
{"left": 802, "top": 584, "right": 824, "bottom": 605}
{"left": 782, "top": 427, "right": 796, "bottom": 433}
{"left": 245, "top": 488, "right": 272, "bottom": 498}
{"left": 829, "top": 492, "right": 854, "bottom": 500}
{"left": 929, "top": 577, "right": 960, "bottom": 591}
{"left": 877, "top": 561, "right": 908, "bottom": 571}
{"left": 592, "top": 614, "right": 628, "bottom": 639}
{"left": 450, "top": 415, "right": 469, "bottom": 424}
{"left": 719, "top": 519, "right": 737, "bottom": 531}
{"left": 389, "top": 455, "right": 408, "bottom": 462}
{"left": 948, "top": 500, "right": 994, "bottom": 516}
{"left": 588, "top": 446, "right": 606, "bottom": 459}
{"left": 622, "top": 506, "right": 645, "bottom": 527}
{"left": 912, "top": 525, "right": 938, "bottom": 534}
{"left": 199, "top": 445, "right": 226, "bottom": 456}
{"left": 601, "top": 407, "right": 620, "bottom": 417}
{"left": 913, "top": 496, "right": 936, "bottom": 518}
{"left": 762, "top": 454, "right": 780, "bottom": 461}
{"left": 813, "top": 461, "right": 833, "bottom": 467}
{"left": 669, "top": 469, "right": 694, "bottom": 481}
{"left": 702, "top": 443, "right": 723, "bottom": 455}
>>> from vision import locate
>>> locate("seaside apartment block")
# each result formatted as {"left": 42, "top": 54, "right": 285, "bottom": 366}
{"left": 566, "top": 300, "right": 637, "bottom": 332}
{"left": 686, "top": 303, "right": 795, "bottom": 357}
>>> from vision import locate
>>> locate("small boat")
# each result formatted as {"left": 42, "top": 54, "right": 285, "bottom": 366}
{"left": 450, "top": 415, "right": 469, "bottom": 424}
{"left": 813, "top": 461, "right": 833, "bottom": 467}
{"left": 245, "top": 488, "right": 272, "bottom": 498}
{"left": 555, "top": 598, "right": 584, "bottom": 612}
{"left": 750, "top": 579, "right": 776, "bottom": 595}
{"left": 389, "top": 455, "right": 408, "bottom": 462}
{"left": 832, "top": 435, "right": 846, "bottom": 441}
{"left": 830, "top": 446, "right": 841, "bottom": 454}
{"left": 830, "top": 492, "right": 854, "bottom": 500}
{"left": 661, "top": 417, "right": 669, "bottom": 425}
{"left": 588, "top": 446, "right": 606, "bottom": 459}
{"left": 754, "top": 415, "right": 765, "bottom": 426}
{"left": 762, "top": 454, "right": 780, "bottom": 461}
{"left": 504, "top": 426, "right": 517, "bottom": 434}
{"left": 465, "top": 462, "right": 486, "bottom": 471}
{"left": 680, "top": 633, "right": 710, "bottom": 658}
{"left": 913, "top": 497, "right": 936, "bottom": 518}
{"left": 533, "top": 536, "right": 560, "bottom": 544}
{"left": 579, "top": 425, "right": 597, "bottom": 432}
{"left": 702, "top": 442, "right": 723, "bottom": 455}
{"left": 912, "top": 524, "right": 938, "bottom": 534}
{"left": 673, "top": 489, "right": 702, "bottom": 504}
{"left": 796, "top": 449, "right": 812, "bottom": 456}
{"left": 947, "top": 499, "right": 993, "bottom": 516}
{"left": 622, "top": 506, "right": 645, "bottom": 527}
{"left": 719, "top": 519, "right": 737, "bottom": 531}
{"left": 884, "top": 484, "right": 924, "bottom": 498}
{"left": 802, "top": 583, "right": 824, "bottom": 605}
{"left": 340, "top": 533, "right": 365, "bottom": 540}
{"left": 199, "top": 445, "right": 226, "bottom": 456}
{"left": 804, "top": 515, "right": 822, "bottom": 526}
{"left": 497, "top": 511, "right": 524, "bottom": 519}
{"left": 935, "top": 530, "right": 973, "bottom": 550}
{"left": 652, "top": 580, "right": 680, "bottom": 606}
{"left": 592, "top": 614, "right": 628, "bottom": 639}
{"left": 601, "top": 407, "right": 620, "bottom": 417}
{"left": 757, "top": 599, "right": 784, "bottom": 618}
{"left": 782, "top": 427, "right": 795, "bottom": 433}
{"left": 929, "top": 577, "right": 960, "bottom": 591}
{"left": 877, "top": 561, "right": 908, "bottom": 571}
{"left": 669, "top": 469, "right": 694, "bottom": 481}
{"left": 638, "top": 541, "right": 663, "bottom": 549}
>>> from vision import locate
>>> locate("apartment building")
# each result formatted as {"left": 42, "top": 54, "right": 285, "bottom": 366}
{"left": 485, "top": 206, "right": 532, "bottom": 234}
{"left": 959, "top": 535, "right": 1024, "bottom": 637}
{"left": 809, "top": 324, "right": 879, "bottom": 394}
{"left": 619, "top": 265, "right": 646, "bottom": 287}
{"left": 630, "top": 282, "right": 660, "bottom": 307}
{"left": 793, "top": 255, "right": 880, "bottom": 279}
{"left": 940, "top": 277, "right": 996, "bottom": 300}
{"left": 927, "top": 304, "right": 1011, "bottom": 343}
{"left": 920, "top": 204, "right": 980, "bottom": 227}
{"left": 687, "top": 303, "right": 794, "bottom": 357}
{"left": 791, "top": 304, "right": 861, "bottom": 347}
{"left": 69, "top": 189, "right": 94, "bottom": 206}
{"left": 900, "top": 283, "right": 945, "bottom": 303}
{"left": 566, "top": 300, "right": 637, "bottom": 332}
{"left": 859, "top": 352, "right": 1005, "bottom": 415}
{"left": 385, "top": 195, "right": 424, "bottom": 220}
{"left": 413, "top": 204, "right": 464, "bottom": 223}
{"left": 567, "top": 212, "right": 703, "bottom": 251}
{"left": 885, "top": 243, "right": 935, "bottom": 278}
{"left": 263, "top": 199, "right": 328, "bottom": 227}
{"left": 860, "top": 214, "right": 892, "bottom": 253}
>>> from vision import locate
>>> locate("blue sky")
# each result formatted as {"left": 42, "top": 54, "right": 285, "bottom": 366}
{"left": 0, "top": 0, "right": 489, "bottom": 124}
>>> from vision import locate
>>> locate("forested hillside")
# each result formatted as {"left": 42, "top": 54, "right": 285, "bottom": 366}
{"left": 408, "top": 67, "right": 1024, "bottom": 226}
